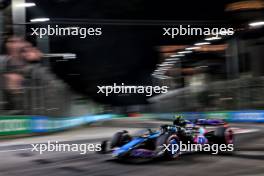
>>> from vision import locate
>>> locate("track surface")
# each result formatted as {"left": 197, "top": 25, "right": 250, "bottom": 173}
{"left": 0, "top": 119, "right": 263, "bottom": 176}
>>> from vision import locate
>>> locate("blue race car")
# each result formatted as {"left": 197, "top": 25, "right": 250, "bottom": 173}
{"left": 195, "top": 118, "right": 227, "bottom": 126}
{"left": 100, "top": 117, "right": 234, "bottom": 160}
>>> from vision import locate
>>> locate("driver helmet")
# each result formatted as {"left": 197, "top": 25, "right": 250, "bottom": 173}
{"left": 173, "top": 115, "right": 184, "bottom": 125}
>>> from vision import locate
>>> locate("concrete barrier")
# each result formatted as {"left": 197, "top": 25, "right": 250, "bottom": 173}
{"left": 0, "top": 114, "right": 118, "bottom": 136}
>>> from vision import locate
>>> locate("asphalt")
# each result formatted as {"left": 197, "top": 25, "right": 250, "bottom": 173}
{"left": 0, "top": 119, "right": 263, "bottom": 176}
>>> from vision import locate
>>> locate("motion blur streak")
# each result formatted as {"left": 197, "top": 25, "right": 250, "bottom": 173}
{"left": 0, "top": 119, "right": 263, "bottom": 176}
{"left": 0, "top": 0, "right": 264, "bottom": 176}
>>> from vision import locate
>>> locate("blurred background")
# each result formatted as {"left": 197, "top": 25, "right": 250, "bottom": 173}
{"left": 0, "top": 0, "right": 264, "bottom": 116}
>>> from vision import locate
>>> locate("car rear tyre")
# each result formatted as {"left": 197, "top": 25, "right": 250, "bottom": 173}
{"left": 214, "top": 127, "right": 234, "bottom": 144}
{"left": 213, "top": 127, "right": 234, "bottom": 155}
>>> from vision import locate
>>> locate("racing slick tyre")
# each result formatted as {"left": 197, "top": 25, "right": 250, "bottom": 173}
{"left": 213, "top": 127, "right": 234, "bottom": 155}
{"left": 110, "top": 130, "right": 132, "bottom": 148}
{"left": 214, "top": 127, "right": 234, "bottom": 145}
{"left": 155, "top": 133, "right": 180, "bottom": 159}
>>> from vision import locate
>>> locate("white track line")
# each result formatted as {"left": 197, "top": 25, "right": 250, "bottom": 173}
{"left": 231, "top": 128, "right": 259, "bottom": 134}
{"left": 0, "top": 148, "right": 32, "bottom": 153}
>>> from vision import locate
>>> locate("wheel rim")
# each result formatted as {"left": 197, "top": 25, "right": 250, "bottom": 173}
{"left": 225, "top": 129, "right": 234, "bottom": 144}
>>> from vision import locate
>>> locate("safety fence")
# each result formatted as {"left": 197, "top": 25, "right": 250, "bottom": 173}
{"left": 0, "top": 64, "right": 73, "bottom": 117}
{"left": 148, "top": 76, "right": 264, "bottom": 112}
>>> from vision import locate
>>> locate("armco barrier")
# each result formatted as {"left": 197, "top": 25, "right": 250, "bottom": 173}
{"left": 141, "top": 111, "right": 264, "bottom": 123}
{"left": 0, "top": 114, "right": 117, "bottom": 136}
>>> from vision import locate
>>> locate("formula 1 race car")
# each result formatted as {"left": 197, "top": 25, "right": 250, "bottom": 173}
{"left": 100, "top": 117, "right": 234, "bottom": 160}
